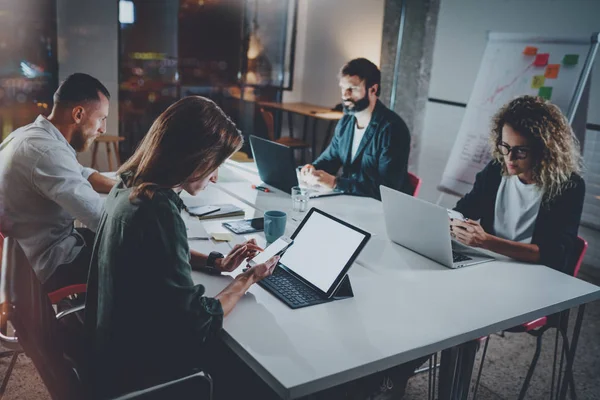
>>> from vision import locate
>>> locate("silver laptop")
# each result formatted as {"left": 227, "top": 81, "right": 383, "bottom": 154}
{"left": 380, "top": 185, "right": 494, "bottom": 269}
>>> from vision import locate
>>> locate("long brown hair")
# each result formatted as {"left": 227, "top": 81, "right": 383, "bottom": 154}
{"left": 118, "top": 96, "right": 243, "bottom": 201}
{"left": 490, "top": 95, "right": 582, "bottom": 202}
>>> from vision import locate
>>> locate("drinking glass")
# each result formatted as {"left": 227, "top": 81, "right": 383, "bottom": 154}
{"left": 291, "top": 186, "right": 309, "bottom": 213}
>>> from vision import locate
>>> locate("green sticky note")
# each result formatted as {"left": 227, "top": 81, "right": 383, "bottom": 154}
{"left": 538, "top": 86, "right": 553, "bottom": 100}
{"left": 563, "top": 54, "right": 579, "bottom": 66}
{"left": 531, "top": 75, "right": 545, "bottom": 89}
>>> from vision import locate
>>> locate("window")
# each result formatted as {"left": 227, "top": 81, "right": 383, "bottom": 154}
{"left": 0, "top": 0, "right": 58, "bottom": 140}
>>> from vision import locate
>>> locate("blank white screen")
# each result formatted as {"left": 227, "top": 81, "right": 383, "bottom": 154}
{"left": 251, "top": 237, "right": 290, "bottom": 265}
{"left": 279, "top": 212, "right": 366, "bottom": 293}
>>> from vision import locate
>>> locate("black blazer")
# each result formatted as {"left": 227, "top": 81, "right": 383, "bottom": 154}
{"left": 454, "top": 160, "right": 585, "bottom": 274}
{"left": 312, "top": 100, "right": 412, "bottom": 200}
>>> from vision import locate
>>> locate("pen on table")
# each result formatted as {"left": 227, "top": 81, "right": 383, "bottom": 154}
{"left": 252, "top": 184, "right": 270, "bottom": 192}
{"left": 188, "top": 237, "right": 210, "bottom": 240}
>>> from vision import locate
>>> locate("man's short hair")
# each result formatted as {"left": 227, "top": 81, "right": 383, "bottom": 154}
{"left": 53, "top": 73, "right": 110, "bottom": 106}
{"left": 339, "top": 58, "right": 381, "bottom": 96}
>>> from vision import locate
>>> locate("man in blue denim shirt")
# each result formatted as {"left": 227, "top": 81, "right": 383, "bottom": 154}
{"left": 0, "top": 73, "right": 116, "bottom": 291}
{"left": 301, "top": 58, "right": 412, "bottom": 200}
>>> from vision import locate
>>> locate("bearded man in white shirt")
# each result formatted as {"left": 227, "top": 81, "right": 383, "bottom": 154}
{"left": 0, "top": 73, "right": 116, "bottom": 292}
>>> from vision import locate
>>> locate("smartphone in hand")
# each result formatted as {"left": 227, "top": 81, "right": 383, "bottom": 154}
{"left": 248, "top": 236, "right": 293, "bottom": 267}
{"left": 447, "top": 209, "right": 466, "bottom": 221}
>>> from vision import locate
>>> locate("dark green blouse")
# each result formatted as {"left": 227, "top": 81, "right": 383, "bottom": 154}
{"left": 85, "top": 179, "right": 223, "bottom": 398}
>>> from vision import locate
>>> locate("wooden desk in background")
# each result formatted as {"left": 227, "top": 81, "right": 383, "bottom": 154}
{"left": 259, "top": 102, "right": 343, "bottom": 159}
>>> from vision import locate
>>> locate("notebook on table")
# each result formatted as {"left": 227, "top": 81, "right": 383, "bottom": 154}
{"left": 187, "top": 204, "right": 245, "bottom": 220}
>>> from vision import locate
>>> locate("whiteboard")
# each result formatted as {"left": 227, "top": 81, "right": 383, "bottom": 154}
{"left": 439, "top": 32, "right": 599, "bottom": 197}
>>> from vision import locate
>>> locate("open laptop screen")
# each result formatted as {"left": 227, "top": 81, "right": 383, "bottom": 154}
{"left": 279, "top": 209, "right": 370, "bottom": 296}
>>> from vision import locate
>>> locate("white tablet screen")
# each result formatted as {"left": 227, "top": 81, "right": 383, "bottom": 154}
{"left": 279, "top": 212, "right": 367, "bottom": 293}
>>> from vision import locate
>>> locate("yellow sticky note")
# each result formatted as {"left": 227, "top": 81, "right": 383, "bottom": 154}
{"left": 531, "top": 75, "right": 545, "bottom": 89}
{"left": 545, "top": 64, "right": 560, "bottom": 79}
{"left": 211, "top": 232, "right": 233, "bottom": 242}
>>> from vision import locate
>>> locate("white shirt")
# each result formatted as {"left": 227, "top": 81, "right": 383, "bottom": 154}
{"left": 351, "top": 122, "right": 367, "bottom": 161}
{"left": 0, "top": 115, "right": 103, "bottom": 283}
{"left": 494, "top": 175, "right": 543, "bottom": 243}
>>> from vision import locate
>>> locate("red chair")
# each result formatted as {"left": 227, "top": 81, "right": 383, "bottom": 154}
{"left": 472, "top": 236, "right": 588, "bottom": 400}
{"left": 0, "top": 233, "right": 87, "bottom": 397}
{"left": 0, "top": 229, "right": 86, "bottom": 304}
{"left": 0, "top": 236, "right": 213, "bottom": 400}
{"left": 47, "top": 284, "right": 87, "bottom": 304}
{"left": 407, "top": 172, "right": 422, "bottom": 197}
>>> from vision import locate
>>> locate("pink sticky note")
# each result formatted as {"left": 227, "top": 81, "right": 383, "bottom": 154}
{"left": 534, "top": 53, "right": 550, "bottom": 67}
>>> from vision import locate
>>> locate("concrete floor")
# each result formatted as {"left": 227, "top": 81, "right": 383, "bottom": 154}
{"left": 1, "top": 275, "right": 599, "bottom": 400}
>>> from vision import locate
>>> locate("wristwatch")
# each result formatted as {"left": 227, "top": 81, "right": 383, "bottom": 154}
{"left": 206, "top": 251, "right": 224, "bottom": 268}
{"left": 199, "top": 251, "right": 224, "bottom": 276}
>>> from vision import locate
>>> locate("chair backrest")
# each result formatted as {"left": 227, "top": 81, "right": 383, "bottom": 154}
{"left": 112, "top": 371, "right": 212, "bottom": 400}
{"left": 572, "top": 236, "right": 588, "bottom": 278}
{"left": 259, "top": 107, "right": 276, "bottom": 141}
{"left": 407, "top": 172, "right": 422, "bottom": 197}
{"left": 0, "top": 237, "right": 84, "bottom": 400}
{"left": 0, "top": 215, "right": 4, "bottom": 262}
{"left": 0, "top": 231, "right": 4, "bottom": 283}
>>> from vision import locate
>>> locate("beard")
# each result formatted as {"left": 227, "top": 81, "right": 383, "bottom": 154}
{"left": 342, "top": 93, "right": 370, "bottom": 114}
{"left": 70, "top": 128, "right": 95, "bottom": 152}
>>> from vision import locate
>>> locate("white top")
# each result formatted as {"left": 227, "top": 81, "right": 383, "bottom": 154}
{"left": 0, "top": 115, "right": 102, "bottom": 283}
{"left": 494, "top": 175, "right": 543, "bottom": 243}
{"left": 350, "top": 121, "right": 367, "bottom": 161}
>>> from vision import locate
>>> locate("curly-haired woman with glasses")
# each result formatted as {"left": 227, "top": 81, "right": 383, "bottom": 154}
{"left": 450, "top": 95, "right": 585, "bottom": 274}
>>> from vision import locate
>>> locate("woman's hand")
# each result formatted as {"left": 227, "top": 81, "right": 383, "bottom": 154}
{"left": 450, "top": 218, "right": 489, "bottom": 249}
{"left": 215, "top": 255, "right": 279, "bottom": 316}
{"left": 243, "top": 255, "right": 279, "bottom": 283}
{"left": 216, "top": 239, "right": 263, "bottom": 272}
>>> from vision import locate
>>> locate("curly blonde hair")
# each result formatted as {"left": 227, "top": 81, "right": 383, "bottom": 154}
{"left": 490, "top": 95, "right": 582, "bottom": 202}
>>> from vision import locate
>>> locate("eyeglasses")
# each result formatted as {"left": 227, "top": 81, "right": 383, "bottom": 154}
{"left": 496, "top": 142, "right": 530, "bottom": 160}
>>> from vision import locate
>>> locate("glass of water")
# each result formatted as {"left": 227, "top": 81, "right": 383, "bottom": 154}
{"left": 291, "top": 186, "right": 309, "bottom": 213}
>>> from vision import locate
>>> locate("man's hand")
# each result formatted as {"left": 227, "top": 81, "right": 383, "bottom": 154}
{"left": 88, "top": 172, "right": 117, "bottom": 194}
{"left": 216, "top": 239, "right": 263, "bottom": 272}
{"left": 299, "top": 164, "right": 316, "bottom": 184}
{"left": 450, "top": 219, "right": 489, "bottom": 248}
{"left": 312, "top": 170, "right": 337, "bottom": 189}
{"left": 241, "top": 255, "right": 279, "bottom": 283}
{"left": 300, "top": 164, "right": 315, "bottom": 176}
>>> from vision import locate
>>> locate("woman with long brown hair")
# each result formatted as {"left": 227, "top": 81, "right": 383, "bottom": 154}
{"left": 451, "top": 95, "right": 585, "bottom": 273}
{"left": 85, "top": 96, "right": 278, "bottom": 398}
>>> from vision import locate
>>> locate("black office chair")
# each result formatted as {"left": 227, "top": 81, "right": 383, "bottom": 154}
{"left": 0, "top": 236, "right": 213, "bottom": 400}
{"left": 112, "top": 371, "right": 212, "bottom": 400}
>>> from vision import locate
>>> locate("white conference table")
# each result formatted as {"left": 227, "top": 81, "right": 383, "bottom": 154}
{"left": 178, "top": 160, "right": 600, "bottom": 400}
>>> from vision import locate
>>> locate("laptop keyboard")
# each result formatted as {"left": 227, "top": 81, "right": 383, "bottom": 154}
{"left": 452, "top": 251, "right": 473, "bottom": 263}
{"left": 258, "top": 266, "right": 324, "bottom": 308}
